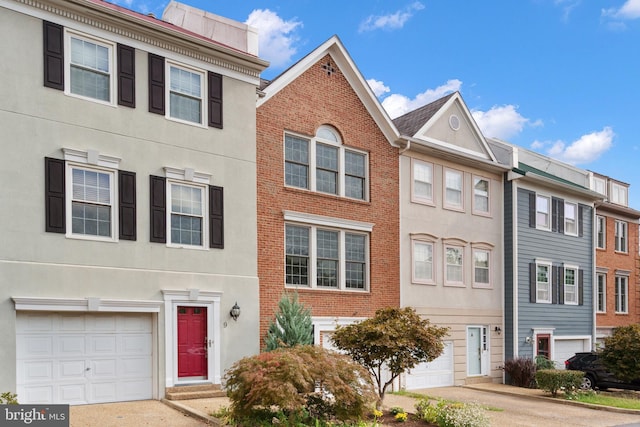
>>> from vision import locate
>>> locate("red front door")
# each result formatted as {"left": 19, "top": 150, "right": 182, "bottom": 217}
{"left": 177, "top": 306, "right": 208, "bottom": 378}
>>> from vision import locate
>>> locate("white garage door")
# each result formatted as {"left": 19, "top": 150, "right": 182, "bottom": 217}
{"left": 405, "top": 341, "right": 454, "bottom": 389}
{"left": 16, "top": 312, "right": 152, "bottom": 405}
{"left": 554, "top": 339, "right": 588, "bottom": 370}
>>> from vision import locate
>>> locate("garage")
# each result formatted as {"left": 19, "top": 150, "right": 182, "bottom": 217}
{"left": 404, "top": 341, "right": 454, "bottom": 389}
{"left": 16, "top": 312, "right": 153, "bottom": 404}
{"left": 553, "top": 338, "right": 589, "bottom": 370}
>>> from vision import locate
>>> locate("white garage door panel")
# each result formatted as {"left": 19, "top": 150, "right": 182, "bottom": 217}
{"left": 554, "top": 339, "right": 587, "bottom": 370}
{"left": 17, "top": 312, "right": 152, "bottom": 404}
{"left": 405, "top": 341, "right": 454, "bottom": 390}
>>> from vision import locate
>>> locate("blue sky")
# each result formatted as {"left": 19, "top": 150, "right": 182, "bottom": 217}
{"left": 122, "top": 0, "right": 640, "bottom": 209}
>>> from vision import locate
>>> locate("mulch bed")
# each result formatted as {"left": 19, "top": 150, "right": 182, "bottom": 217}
{"left": 372, "top": 410, "right": 436, "bottom": 427}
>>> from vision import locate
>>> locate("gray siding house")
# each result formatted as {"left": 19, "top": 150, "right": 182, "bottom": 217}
{"left": 489, "top": 139, "right": 602, "bottom": 368}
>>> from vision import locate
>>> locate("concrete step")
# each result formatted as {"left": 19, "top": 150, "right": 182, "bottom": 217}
{"left": 165, "top": 384, "right": 226, "bottom": 400}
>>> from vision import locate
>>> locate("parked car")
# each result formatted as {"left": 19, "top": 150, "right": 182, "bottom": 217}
{"left": 565, "top": 352, "right": 640, "bottom": 391}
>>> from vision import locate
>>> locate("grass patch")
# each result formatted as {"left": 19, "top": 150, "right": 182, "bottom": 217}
{"left": 390, "top": 390, "right": 504, "bottom": 412}
{"left": 573, "top": 393, "right": 640, "bottom": 410}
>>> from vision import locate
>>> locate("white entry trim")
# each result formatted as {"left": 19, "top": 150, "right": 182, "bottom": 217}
{"left": 12, "top": 297, "right": 162, "bottom": 312}
{"left": 162, "top": 289, "right": 222, "bottom": 387}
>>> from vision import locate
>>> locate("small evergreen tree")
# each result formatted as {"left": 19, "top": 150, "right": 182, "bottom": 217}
{"left": 265, "top": 292, "right": 313, "bottom": 351}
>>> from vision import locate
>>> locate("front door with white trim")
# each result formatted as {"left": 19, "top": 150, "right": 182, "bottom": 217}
{"left": 467, "top": 326, "right": 488, "bottom": 376}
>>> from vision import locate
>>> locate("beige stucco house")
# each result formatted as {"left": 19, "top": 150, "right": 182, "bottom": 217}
{"left": 394, "top": 92, "right": 509, "bottom": 388}
{"left": 0, "top": 0, "right": 267, "bottom": 404}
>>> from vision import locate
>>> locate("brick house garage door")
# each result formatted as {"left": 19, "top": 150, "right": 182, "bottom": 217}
{"left": 16, "top": 312, "right": 152, "bottom": 404}
{"left": 404, "top": 341, "right": 454, "bottom": 389}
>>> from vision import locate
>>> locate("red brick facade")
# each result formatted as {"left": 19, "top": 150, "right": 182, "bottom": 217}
{"left": 256, "top": 53, "right": 400, "bottom": 346}
{"left": 595, "top": 210, "right": 640, "bottom": 329}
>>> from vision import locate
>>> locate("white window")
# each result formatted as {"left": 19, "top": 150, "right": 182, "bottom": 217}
{"left": 536, "top": 262, "right": 552, "bottom": 303}
{"left": 472, "top": 245, "right": 492, "bottom": 289}
{"left": 472, "top": 176, "right": 490, "bottom": 215}
{"left": 444, "top": 168, "right": 463, "bottom": 210}
{"left": 564, "top": 266, "right": 578, "bottom": 305}
{"left": 564, "top": 202, "right": 578, "bottom": 236}
{"left": 596, "top": 216, "right": 606, "bottom": 249}
{"left": 444, "top": 244, "right": 464, "bottom": 286}
{"left": 412, "top": 236, "right": 435, "bottom": 284}
{"left": 65, "top": 30, "right": 114, "bottom": 104}
{"left": 592, "top": 176, "right": 606, "bottom": 196}
{"left": 167, "top": 62, "right": 205, "bottom": 125}
{"left": 412, "top": 160, "right": 434, "bottom": 204}
{"left": 284, "top": 213, "right": 370, "bottom": 291}
{"left": 611, "top": 182, "right": 628, "bottom": 206}
{"left": 168, "top": 182, "right": 205, "bottom": 247}
{"left": 284, "top": 127, "right": 368, "bottom": 201}
{"left": 596, "top": 272, "right": 606, "bottom": 313}
{"left": 615, "top": 220, "right": 628, "bottom": 253}
{"left": 615, "top": 275, "right": 628, "bottom": 314}
{"left": 536, "top": 195, "right": 551, "bottom": 230}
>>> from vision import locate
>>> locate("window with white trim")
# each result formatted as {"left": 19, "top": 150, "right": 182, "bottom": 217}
{"left": 473, "top": 176, "right": 490, "bottom": 215}
{"left": 536, "top": 262, "right": 552, "bottom": 303}
{"left": 472, "top": 246, "right": 491, "bottom": 288}
{"left": 615, "top": 220, "right": 627, "bottom": 253}
{"left": 592, "top": 176, "right": 607, "bottom": 196}
{"left": 285, "top": 222, "right": 369, "bottom": 291}
{"left": 68, "top": 164, "right": 115, "bottom": 238}
{"left": 444, "top": 168, "right": 463, "bottom": 210}
{"left": 564, "top": 266, "right": 578, "bottom": 305}
{"left": 596, "top": 215, "right": 606, "bottom": 249}
{"left": 412, "top": 160, "right": 434, "bottom": 204}
{"left": 615, "top": 275, "right": 628, "bottom": 313}
{"left": 536, "top": 195, "right": 551, "bottom": 230}
{"left": 66, "top": 30, "right": 114, "bottom": 103}
{"left": 611, "top": 182, "right": 628, "bottom": 206}
{"left": 168, "top": 61, "right": 204, "bottom": 125}
{"left": 412, "top": 236, "right": 435, "bottom": 284}
{"left": 168, "top": 182, "right": 205, "bottom": 247}
{"left": 284, "top": 127, "right": 368, "bottom": 200}
{"left": 596, "top": 272, "right": 606, "bottom": 313}
{"left": 444, "top": 244, "right": 464, "bottom": 286}
{"left": 564, "top": 202, "right": 578, "bottom": 236}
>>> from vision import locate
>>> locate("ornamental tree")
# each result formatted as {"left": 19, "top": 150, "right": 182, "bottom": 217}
{"left": 601, "top": 324, "right": 640, "bottom": 381}
{"left": 331, "top": 307, "right": 449, "bottom": 400}
{"left": 264, "top": 292, "right": 313, "bottom": 351}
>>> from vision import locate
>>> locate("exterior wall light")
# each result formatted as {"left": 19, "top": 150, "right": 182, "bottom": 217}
{"left": 230, "top": 302, "right": 241, "bottom": 321}
{"left": 494, "top": 326, "right": 502, "bottom": 335}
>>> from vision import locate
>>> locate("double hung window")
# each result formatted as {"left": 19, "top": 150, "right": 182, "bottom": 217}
{"left": 596, "top": 273, "right": 606, "bottom": 313}
{"left": 615, "top": 275, "right": 628, "bottom": 313}
{"left": 596, "top": 216, "right": 606, "bottom": 249}
{"left": 536, "top": 195, "right": 551, "bottom": 230}
{"left": 564, "top": 202, "right": 578, "bottom": 236}
{"left": 564, "top": 267, "right": 578, "bottom": 305}
{"left": 412, "top": 160, "right": 434, "bottom": 204}
{"left": 412, "top": 239, "right": 435, "bottom": 284}
{"left": 444, "top": 168, "right": 463, "bottom": 210}
{"left": 615, "top": 220, "right": 628, "bottom": 252}
{"left": 473, "top": 248, "right": 491, "bottom": 288}
{"left": 284, "top": 127, "right": 368, "bottom": 200}
{"left": 66, "top": 31, "right": 114, "bottom": 103}
{"left": 611, "top": 182, "right": 628, "bottom": 206}
{"left": 168, "top": 62, "right": 204, "bottom": 125}
{"left": 70, "top": 166, "right": 114, "bottom": 238}
{"left": 473, "top": 176, "right": 490, "bottom": 215}
{"left": 536, "top": 262, "right": 551, "bottom": 303}
{"left": 169, "top": 183, "right": 204, "bottom": 246}
{"left": 444, "top": 244, "right": 464, "bottom": 285}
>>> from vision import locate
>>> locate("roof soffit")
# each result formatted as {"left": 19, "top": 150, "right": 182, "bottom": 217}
{"left": 257, "top": 35, "right": 400, "bottom": 146}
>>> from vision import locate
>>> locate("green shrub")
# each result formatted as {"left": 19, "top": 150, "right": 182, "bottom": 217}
{"left": 0, "top": 392, "right": 18, "bottom": 404}
{"left": 535, "top": 369, "right": 583, "bottom": 397}
{"left": 503, "top": 357, "right": 536, "bottom": 387}
{"left": 223, "top": 345, "right": 377, "bottom": 425}
{"left": 535, "top": 355, "right": 555, "bottom": 370}
{"left": 416, "top": 399, "right": 489, "bottom": 427}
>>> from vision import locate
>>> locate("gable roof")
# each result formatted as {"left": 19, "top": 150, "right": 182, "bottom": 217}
{"left": 257, "top": 35, "right": 400, "bottom": 146}
{"left": 393, "top": 92, "right": 456, "bottom": 136}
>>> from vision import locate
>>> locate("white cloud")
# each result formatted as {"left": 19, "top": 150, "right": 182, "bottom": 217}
{"left": 554, "top": 0, "right": 581, "bottom": 21}
{"left": 534, "top": 127, "right": 614, "bottom": 165}
{"left": 602, "top": 0, "right": 640, "bottom": 19}
{"left": 367, "top": 79, "right": 390, "bottom": 97}
{"left": 246, "top": 9, "right": 302, "bottom": 69}
{"left": 381, "top": 79, "right": 462, "bottom": 119}
{"left": 359, "top": 2, "right": 425, "bottom": 32}
{"left": 471, "top": 105, "right": 531, "bottom": 141}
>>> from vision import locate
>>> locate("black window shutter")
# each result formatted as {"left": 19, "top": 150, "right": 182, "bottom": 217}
{"left": 529, "top": 262, "right": 537, "bottom": 303}
{"left": 528, "top": 192, "right": 536, "bottom": 228}
{"left": 552, "top": 197, "right": 564, "bottom": 234}
{"left": 209, "top": 185, "right": 224, "bottom": 248}
{"left": 45, "top": 157, "right": 65, "bottom": 233}
{"left": 578, "top": 269, "right": 584, "bottom": 305}
{"left": 43, "top": 21, "right": 64, "bottom": 90}
{"left": 150, "top": 175, "right": 166, "bottom": 243}
{"left": 551, "top": 266, "right": 558, "bottom": 304}
{"left": 557, "top": 266, "right": 564, "bottom": 305}
{"left": 208, "top": 72, "right": 223, "bottom": 128}
{"left": 118, "top": 170, "right": 136, "bottom": 240}
{"left": 578, "top": 205, "right": 584, "bottom": 237}
{"left": 117, "top": 44, "right": 136, "bottom": 108}
{"left": 148, "top": 53, "right": 165, "bottom": 115}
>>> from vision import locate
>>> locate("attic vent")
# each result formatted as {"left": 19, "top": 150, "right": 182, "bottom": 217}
{"left": 321, "top": 61, "right": 335, "bottom": 76}
{"left": 449, "top": 114, "right": 460, "bottom": 131}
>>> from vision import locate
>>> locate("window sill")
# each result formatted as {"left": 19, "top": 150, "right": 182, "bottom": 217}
{"left": 66, "top": 234, "right": 118, "bottom": 243}
{"left": 285, "top": 285, "right": 369, "bottom": 294}
{"left": 283, "top": 186, "right": 370, "bottom": 205}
